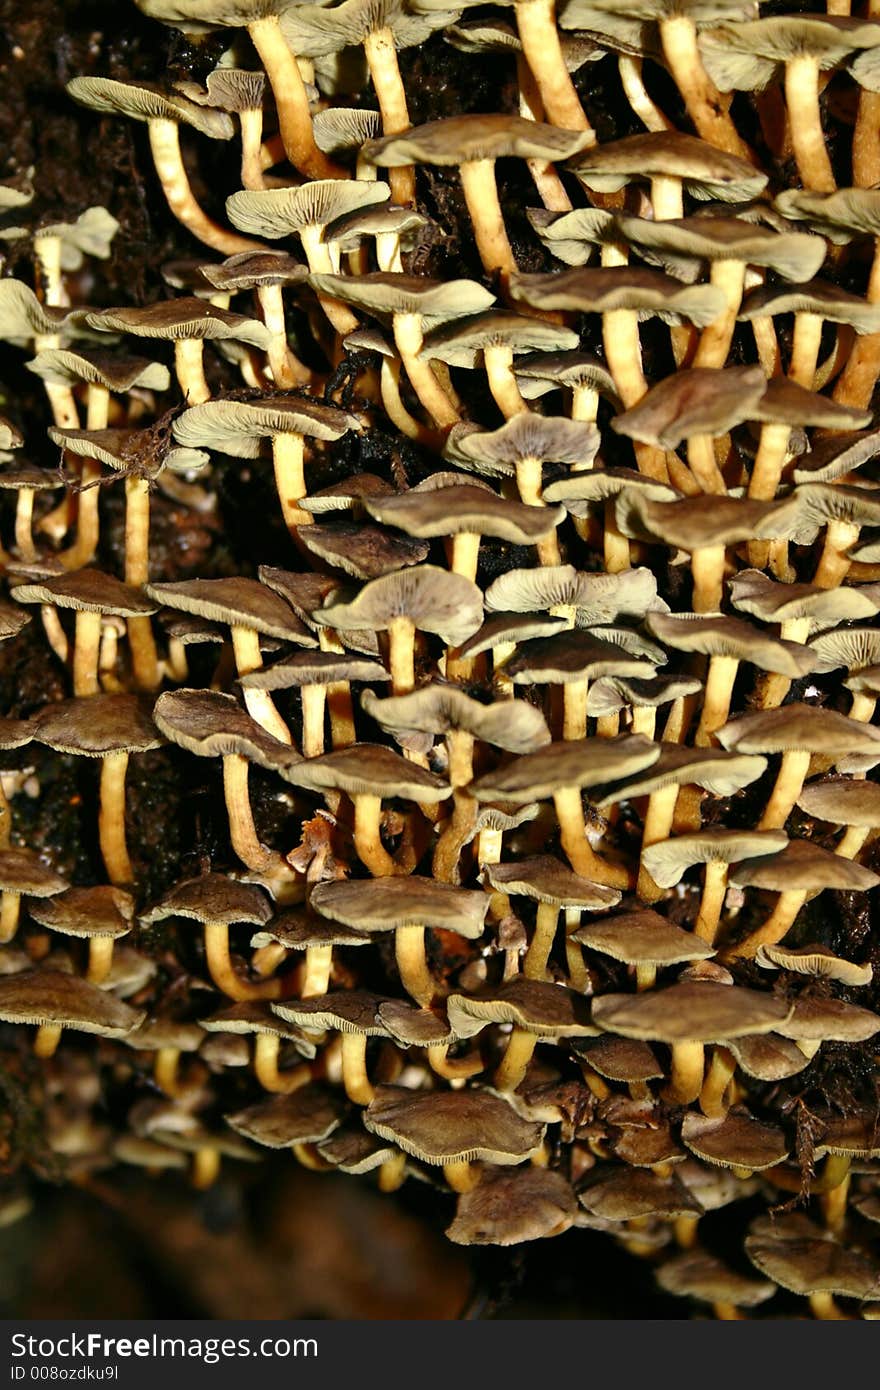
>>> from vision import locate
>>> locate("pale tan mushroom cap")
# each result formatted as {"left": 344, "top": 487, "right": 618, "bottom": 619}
{"left": 226, "top": 180, "right": 389, "bottom": 239}
{"left": 447, "top": 978, "right": 597, "bottom": 1039}
{"left": 568, "top": 131, "right": 768, "bottom": 200}
{"left": 483, "top": 855, "right": 621, "bottom": 908}
{"left": 67, "top": 76, "right": 234, "bottom": 137}
{"left": 0, "top": 969, "right": 144, "bottom": 1035}
{"left": 146, "top": 577, "right": 316, "bottom": 643}
{"left": 363, "top": 485, "right": 566, "bottom": 546}
{"left": 280, "top": 743, "right": 450, "bottom": 802}
{"left": 13, "top": 570, "right": 157, "bottom": 618}
{"left": 152, "top": 689, "right": 299, "bottom": 770}
{"left": 310, "top": 875, "right": 488, "bottom": 935}
{"left": 35, "top": 695, "right": 162, "bottom": 757}
{"left": 510, "top": 267, "right": 726, "bottom": 325}
{"left": 364, "top": 114, "right": 595, "bottom": 167}
{"left": 592, "top": 981, "right": 791, "bottom": 1042}
{"left": 200, "top": 1001, "right": 318, "bottom": 1053}
{"left": 797, "top": 777, "right": 880, "bottom": 828}
{"left": 756, "top": 942, "right": 873, "bottom": 987}
{"left": 28, "top": 349, "right": 171, "bottom": 393}
{"left": 318, "top": 565, "right": 484, "bottom": 648}
{"left": 307, "top": 271, "right": 496, "bottom": 323}
{"left": 579, "top": 1169, "right": 703, "bottom": 1223}
{"left": 362, "top": 685, "right": 550, "bottom": 754}
{"left": 364, "top": 1084, "right": 546, "bottom": 1165}
{"left": 471, "top": 734, "right": 659, "bottom": 804}
{"left": 572, "top": 910, "right": 716, "bottom": 965}
{"left": 173, "top": 396, "right": 360, "bottom": 458}
{"left": 642, "top": 829, "right": 790, "bottom": 888}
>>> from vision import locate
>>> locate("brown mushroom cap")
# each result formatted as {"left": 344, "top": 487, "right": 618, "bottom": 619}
{"left": 448, "top": 979, "right": 597, "bottom": 1040}
{"left": 364, "top": 114, "right": 594, "bottom": 167}
{"left": 594, "top": 745, "right": 767, "bottom": 806}
{"left": 682, "top": 1109, "right": 789, "bottom": 1171}
{"left": 364, "top": 1084, "right": 546, "bottom": 1165}
{"left": 86, "top": 299, "right": 271, "bottom": 348}
{"left": 483, "top": 856, "right": 621, "bottom": 909}
{"left": 592, "top": 981, "right": 791, "bottom": 1043}
{"left": 730, "top": 569, "right": 880, "bottom": 626}
{"left": 310, "top": 876, "right": 489, "bottom": 936}
{"left": 774, "top": 996, "right": 880, "bottom": 1044}
{"left": 470, "top": 734, "right": 660, "bottom": 804}
{"left": 746, "top": 1213, "right": 880, "bottom": 1301}
{"left": 578, "top": 1169, "right": 703, "bottom": 1222}
{"left": 240, "top": 651, "right": 387, "bottom": 692}
{"left": 0, "top": 849, "right": 68, "bottom": 897}
{"left": 28, "top": 348, "right": 171, "bottom": 393}
{"left": 273, "top": 989, "right": 390, "bottom": 1038}
{"left": 569, "top": 131, "right": 768, "bottom": 200}
{"left": 509, "top": 267, "right": 726, "bottom": 325}
{"left": 34, "top": 694, "right": 162, "bottom": 758}
{"left": 317, "top": 1126, "right": 397, "bottom": 1176}
{"left": 798, "top": 777, "right": 880, "bottom": 829}
{"left": 199, "top": 250, "right": 308, "bottom": 291}
{"left": 0, "top": 968, "right": 144, "bottom": 1036}
{"left": 725, "top": 1032, "right": 810, "bottom": 1081}
{"left": 612, "top": 365, "right": 767, "bottom": 449}
{"left": 363, "top": 485, "right": 566, "bottom": 547}
{"left": 572, "top": 909, "right": 716, "bottom": 966}
{"left": 318, "top": 565, "right": 484, "bottom": 649}
{"left": 297, "top": 521, "right": 430, "bottom": 581}
{"left": 280, "top": 743, "right": 450, "bottom": 803}
{"left": 199, "top": 1001, "right": 318, "bottom": 1055}
{"left": 145, "top": 577, "right": 316, "bottom": 644}
{"left": 613, "top": 212, "right": 826, "bottom": 280}
{"left": 657, "top": 1251, "right": 775, "bottom": 1308}
{"left": 13, "top": 570, "right": 157, "bottom": 618}
{"left": 28, "top": 886, "right": 134, "bottom": 941}
{"left": 421, "top": 310, "right": 579, "bottom": 367}
{"left": 729, "top": 839, "right": 880, "bottom": 894}
{"left": 152, "top": 689, "right": 299, "bottom": 770}
{"left": 718, "top": 704, "right": 880, "bottom": 759}
{"left": 446, "top": 1167, "right": 577, "bottom": 1245}
{"left": 362, "top": 685, "right": 550, "bottom": 754}
{"left": 140, "top": 874, "right": 271, "bottom": 928}
{"left": 646, "top": 611, "right": 814, "bottom": 678}
{"left": 225, "top": 1086, "right": 346, "bottom": 1148}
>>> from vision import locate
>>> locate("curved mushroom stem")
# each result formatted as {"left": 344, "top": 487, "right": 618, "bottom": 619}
{"left": 785, "top": 55, "right": 835, "bottom": 192}
{"left": 515, "top": 0, "right": 590, "bottom": 131}
{"left": 231, "top": 626, "right": 291, "bottom": 745}
{"left": 394, "top": 923, "right": 434, "bottom": 1006}
{"left": 299, "top": 226, "right": 359, "bottom": 334}
{"left": 339, "top": 1031, "right": 374, "bottom": 1105}
{"left": 377, "top": 1152, "right": 407, "bottom": 1191}
{"left": 363, "top": 28, "right": 415, "bottom": 206}
{"left": 820, "top": 1154, "right": 852, "bottom": 1236}
{"left": 302, "top": 942, "right": 333, "bottom": 998}
{"left": 699, "top": 1046, "right": 736, "bottom": 1118}
{"left": 619, "top": 54, "right": 673, "bottom": 132}
{"left": 494, "top": 1027, "right": 538, "bottom": 1091}
{"left": 379, "top": 357, "right": 435, "bottom": 443}
{"left": 666, "top": 1039, "right": 705, "bottom": 1105}
{"left": 222, "top": 752, "right": 278, "bottom": 874}
{"left": 637, "top": 782, "right": 680, "bottom": 903}
{"left": 99, "top": 750, "right": 134, "bottom": 885}
{"left": 554, "top": 785, "right": 631, "bottom": 890}
{"left": 444, "top": 1159, "right": 480, "bottom": 1193}
{"left": 427, "top": 1042, "right": 484, "bottom": 1080}
{"left": 659, "top": 15, "right": 751, "bottom": 159}
{"left": 386, "top": 614, "right": 416, "bottom": 696}
{"left": 693, "top": 260, "right": 747, "bottom": 371}
{"left": 33, "top": 1024, "right": 63, "bottom": 1059}
{"left": 252, "top": 942, "right": 287, "bottom": 978}
{"left": 0, "top": 891, "right": 21, "bottom": 944}
{"left": 694, "top": 859, "right": 730, "bottom": 946}
{"left": 758, "top": 749, "right": 812, "bottom": 831}
{"left": 524, "top": 901, "right": 559, "bottom": 980}
{"left": 272, "top": 431, "right": 312, "bottom": 535}
{"left": 154, "top": 1047, "right": 181, "bottom": 1097}
{"left": 727, "top": 889, "right": 806, "bottom": 960}
{"left": 353, "top": 793, "right": 398, "bottom": 877}
{"left": 484, "top": 344, "right": 530, "bottom": 419}
{"left": 148, "top": 119, "right": 264, "bottom": 255}
{"left": 695, "top": 656, "right": 740, "bottom": 747}
{"left": 459, "top": 159, "right": 517, "bottom": 285}
{"left": 247, "top": 16, "right": 341, "bottom": 180}
{"left": 86, "top": 935, "right": 115, "bottom": 986}
{"left": 393, "top": 313, "right": 460, "bottom": 429}
{"left": 254, "top": 1031, "right": 310, "bottom": 1093}
{"left": 686, "top": 435, "right": 727, "bottom": 495}
{"left": 191, "top": 1147, "right": 221, "bottom": 1191}
{"left": 73, "top": 609, "right": 102, "bottom": 698}
{"left": 203, "top": 920, "right": 282, "bottom": 1001}
{"left": 836, "top": 825, "right": 871, "bottom": 861}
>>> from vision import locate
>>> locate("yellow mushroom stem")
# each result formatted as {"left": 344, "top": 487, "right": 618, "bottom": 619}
{"left": 393, "top": 312, "right": 460, "bottom": 429}
{"left": 72, "top": 609, "right": 102, "bottom": 697}
{"left": 123, "top": 473, "right": 160, "bottom": 692}
{"left": 254, "top": 1031, "right": 311, "bottom": 1093}
{"left": 524, "top": 901, "right": 559, "bottom": 980}
{"left": 394, "top": 923, "right": 435, "bottom": 1005}
{"left": 789, "top": 311, "right": 824, "bottom": 389}
{"left": 836, "top": 824, "right": 872, "bottom": 860}
{"left": 848, "top": 690, "right": 877, "bottom": 723}
{"left": 637, "top": 781, "right": 680, "bottom": 902}
{"left": 695, "top": 655, "right": 740, "bottom": 747}
{"left": 659, "top": 13, "right": 752, "bottom": 159}
{"left": 297, "top": 683, "right": 325, "bottom": 759}
{"left": 554, "top": 784, "right": 631, "bottom": 890}
{"left": 686, "top": 435, "right": 727, "bottom": 495}
{"left": 239, "top": 106, "right": 266, "bottom": 190}
{"left": 231, "top": 626, "right": 291, "bottom": 745}
{"left": 379, "top": 356, "right": 433, "bottom": 442}
{"left": 595, "top": 712, "right": 620, "bottom": 739}
{"left": 618, "top": 54, "right": 673, "bottom": 132}
{"left": 0, "top": 785, "right": 11, "bottom": 852}
{"left": 747, "top": 422, "right": 793, "bottom": 508}
{"left": 433, "top": 732, "right": 477, "bottom": 882}
{"left": 813, "top": 518, "right": 860, "bottom": 589}
{"left": 693, "top": 260, "right": 747, "bottom": 371}
{"left": 427, "top": 1043, "right": 484, "bottom": 1080}
{"left": 363, "top": 27, "right": 415, "bottom": 206}
{"left": 516, "top": 58, "right": 573, "bottom": 211}
{"left": 760, "top": 617, "right": 812, "bottom": 708}
{"left": 667, "top": 1040, "right": 705, "bottom": 1105}
{"left": 86, "top": 935, "right": 115, "bottom": 985}
{"left": 484, "top": 344, "right": 530, "bottom": 419}
{"left": 153, "top": 1046, "right": 182, "bottom": 1097}
{"left": 691, "top": 545, "right": 727, "bottom": 614}
{"left": 784, "top": 54, "right": 836, "bottom": 193}
{"left": 257, "top": 283, "right": 310, "bottom": 389}
{"left": 386, "top": 613, "right": 416, "bottom": 695}
{"left": 147, "top": 118, "right": 264, "bottom": 254}
{"left": 340, "top": 1030, "right": 374, "bottom": 1104}
{"left": 635, "top": 961, "right": 656, "bottom": 991}
{"left": 173, "top": 337, "right": 210, "bottom": 405}
{"left": 299, "top": 225, "right": 360, "bottom": 335}
{"left": 247, "top": 16, "right": 341, "bottom": 180}
{"left": 809, "top": 1292, "right": 849, "bottom": 1321}
{"left": 99, "top": 750, "right": 133, "bottom": 885}
{"left": 515, "top": 455, "right": 562, "bottom": 566}
{"left": 631, "top": 705, "right": 657, "bottom": 740}
{"left": 353, "top": 792, "right": 398, "bottom": 876}
{"left": 252, "top": 941, "right": 287, "bottom": 977}
{"left": 33, "top": 1024, "right": 63, "bottom": 1059}
{"left": 562, "top": 680, "right": 589, "bottom": 741}
{"left": 459, "top": 158, "right": 517, "bottom": 284}
{"left": 444, "top": 1159, "right": 480, "bottom": 1193}
{"left": 377, "top": 1151, "right": 407, "bottom": 1191}
{"left": 301, "top": 942, "right": 334, "bottom": 999}
{"left": 820, "top": 1153, "right": 852, "bottom": 1236}
{"left": 222, "top": 752, "right": 278, "bottom": 874}
{"left": 515, "top": 0, "right": 591, "bottom": 131}
{"left": 694, "top": 859, "right": 730, "bottom": 946}
{"left": 326, "top": 678, "right": 357, "bottom": 749}
{"left": 727, "top": 888, "right": 807, "bottom": 959}
{"left": 272, "top": 430, "right": 312, "bottom": 535}
{"left": 699, "top": 1046, "right": 737, "bottom": 1118}
{"left": 0, "top": 890, "right": 21, "bottom": 944}
{"left": 63, "top": 418, "right": 102, "bottom": 567}
{"left": 604, "top": 501, "right": 632, "bottom": 573}
{"left": 571, "top": 381, "right": 599, "bottom": 422}
{"left": 758, "top": 749, "right": 812, "bottom": 830}
{"left": 448, "top": 531, "right": 481, "bottom": 582}
{"left": 191, "top": 1147, "right": 221, "bottom": 1190}
{"left": 203, "top": 919, "right": 282, "bottom": 1001}
{"left": 477, "top": 824, "right": 503, "bottom": 866}
{"left": 495, "top": 1026, "right": 538, "bottom": 1091}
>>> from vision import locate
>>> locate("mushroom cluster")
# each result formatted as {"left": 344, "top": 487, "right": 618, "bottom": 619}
{"left": 2, "top": 0, "right": 880, "bottom": 1320}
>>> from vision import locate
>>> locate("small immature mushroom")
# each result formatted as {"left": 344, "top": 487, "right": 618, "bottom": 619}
{"left": 200, "top": 1000, "right": 316, "bottom": 1093}
{"left": 586, "top": 673, "right": 703, "bottom": 740}
{"left": 809, "top": 627, "right": 880, "bottom": 723}
{"left": 33, "top": 695, "right": 161, "bottom": 886}
{"left": 309, "top": 875, "right": 488, "bottom": 1006}
{"left": 0, "top": 968, "right": 144, "bottom": 1059}
{"left": 483, "top": 855, "right": 620, "bottom": 982}
{"left": 313, "top": 108, "right": 383, "bottom": 180}
{"left": 364, "top": 1083, "right": 546, "bottom": 1193}
{"left": 66, "top": 77, "right": 265, "bottom": 255}
{"left": 12, "top": 570, "right": 158, "bottom": 698}
{"left": 273, "top": 992, "right": 389, "bottom": 1106}
{"left": 140, "top": 873, "right": 280, "bottom": 1002}
{"left": 515, "top": 351, "right": 618, "bottom": 423}
{"left": 592, "top": 980, "right": 791, "bottom": 1106}
{"left": 28, "top": 885, "right": 133, "bottom": 986}
{"left": 0, "top": 469, "right": 62, "bottom": 564}
{"left": 318, "top": 564, "right": 483, "bottom": 696}
{"left": 241, "top": 651, "right": 387, "bottom": 758}
{"left": 198, "top": 250, "right": 311, "bottom": 388}
{"left": 642, "top": 829, "right": 789, "bottom": 947}
{"left": 572, "top": 908, "right": 715, "bottom": 992}
{"left": 471, "top": 734, "right": 660, "bottom": 889}
{"left": 147, "top": 575, "right": 317, "bottom": 744}
{"left": 727, "top": 840, "right": 880, "bottom": 960}
{"left": 124, "top": 1017, "right": 206, "bottom": 1096}
{"left": 0, "top": 849, "right": 68, "bottom": 946}
{"left": 657, "top": 1251, "right": 775, "bottom": 1320}
{"left": 756, "top": 940, "right": 873, "bottom": 988}
{"left": 421, "top": 311, "right": 579, "bottom": 420}
{"left": 175, "top": 68, "right": 269, "bottom": 191}
{"left": 172, "top": 395, "right": 361, "bottom": 535}
{"left": 364, "top": 116, "right": 594, "bottom": 283}
{"left": 446, "top": 1166, "right": 577, "bottom": 1245}
{"left": 225, "top": 1086, "right": 345, "bottom": 1172}
{"left": 717, "top": 704, "right": 880, "bottom": 831}
{"left": 797, "top": 777, "right": 880, "bottom": 864}
{"left": 447, "top": 976, "right": 597, "bottom": 1091}
{"left": 251, "top": 910, "right": 371, "bottom": 998}
{"left": 317, "top": 1125, "right": 402, "bottom": 1187}
{"left": 152, "top": 688, "right": 298, "bottom": 874}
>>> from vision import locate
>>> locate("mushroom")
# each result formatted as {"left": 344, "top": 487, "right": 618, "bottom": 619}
{"left": 309, "top": 875, "right": 488, "bottom": 1005}
{"left": 175, "top": 67, "right": 270, "bottom": 191}
{"left": 568, "top": 130, "right": 765, "bottom": 220}
{"left": 656, "top": 1250, "right": 776, "bottom": 1321}
{"left": 421, "top": 311, "right": 579, "bottom": 419}
{"left": 124, "top": 1017, "right": 206, "bottom": 1097}
{"left": 198, "top": 251, "right": 311, "bottom": 388}
{"left": 446, "top": 1166, "right": 577, "bottom": 1245}
{"left": 745, "top": 1211, "right": 880, "bottom": 1320}
{"left": 241, "top": 651, "right": 387, "bottom": 758}
{"left": 0, "top": 848, "right": 68, "bottom": 946}
{"left": 33, "top": 694, "right": 162, "bottom": 886}
{"left": 483, "top": 855, "right": 621, "bottom": 982}
{"left": 0, "top": 469, "right": 62, "bottom": 565}
{"left": 756, "top": 939, "right": 872, "bottom": 988}
{"left": 447, "top": 976, "right": 597, "bottom": 1091}
{"left": 641, "top": 829, "right": 789, "bottom": 948}
{"left": 364, "top": 1083, "right": 546, "bottom": 1193}
{"left": 0, "top": 967, "right": 144, "bottom": 1059}
{"left": 797, "top": 777, "right": 880, "bottom": 864}
{"left": 200, "top": 1000, "right": 316, "bottom": 1093}
{"left": 28, "top": 885, "right": 134, "bottom": 985}
{"left": 273, "top": 991, "right": 389, "bottom": 1106}
{"left": 572, "top": 907, "right": 715, "bottom": 992}
{"left": 250, "top": 910, "right": 371, "bottom": 999}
